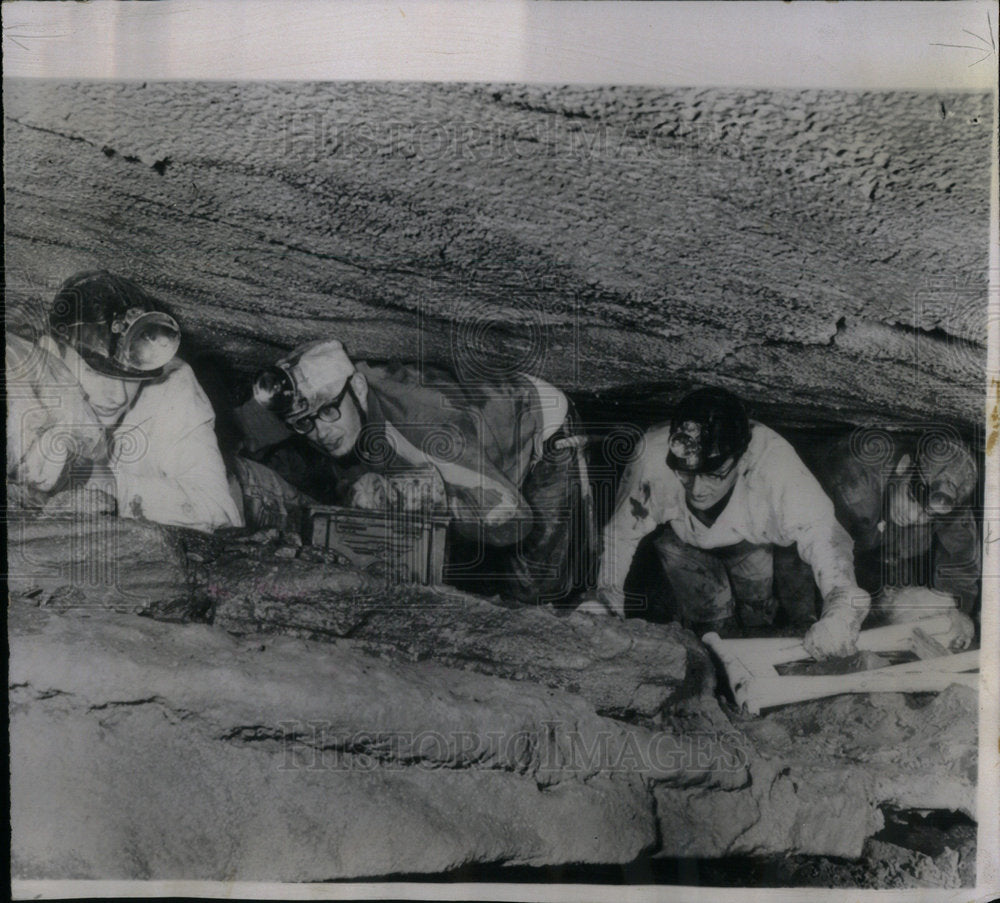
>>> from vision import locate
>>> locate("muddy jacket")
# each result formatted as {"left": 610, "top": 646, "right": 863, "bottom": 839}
{"left": 6, "top": 333, "right": 242, "bottom": 533}
{"left": 812, "top": 438, "right": 980, "bottom": 613}
{"left": 352, "top": 362, "right": 569, "bottom": 546}
{"left": 597, "top": 421, "right": 860, "bottom": 612}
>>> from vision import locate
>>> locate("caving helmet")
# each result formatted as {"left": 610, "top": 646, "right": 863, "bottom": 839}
{"left": 908, "top": 438, "right": 977, "bottom": 516}
{"left": 252, "top": 339, "right": 357, "bottom": 434}
{"left": 49, "top": 270, "right": 181, "bottom": 380}
{"left": 666, "top": 387, "right": 751, "bottom": 475}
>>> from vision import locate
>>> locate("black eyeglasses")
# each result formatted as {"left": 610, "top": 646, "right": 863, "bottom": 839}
{"left": 287, "top": 381, "right": 354, "bottom": 435}
{"left": 668, "top": 456, "right": 738, "bottom": 485}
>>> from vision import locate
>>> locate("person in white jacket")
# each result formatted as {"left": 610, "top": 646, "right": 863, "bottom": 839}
{"left": 6, "top": 270, "right": 242, "bottom": 534}
{"left": 579, "top": 387, "right": 870, "bottom": 659}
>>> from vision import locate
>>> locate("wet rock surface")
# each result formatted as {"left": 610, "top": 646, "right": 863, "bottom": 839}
{"left": 6, "top": 513, "right": 191, "bottom": 615}
{"left": 738, "top": 685, "right": 978, "bottom": 817}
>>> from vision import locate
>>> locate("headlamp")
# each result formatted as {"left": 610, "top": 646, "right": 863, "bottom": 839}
{"left": 111, "top": 310, "right": 180, "bottom": 372}
{"left": 252, "top": 365, "right": 304, "bottom": 419}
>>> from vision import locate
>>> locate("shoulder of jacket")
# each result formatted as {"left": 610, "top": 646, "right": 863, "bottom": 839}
{"left": 743, "top": 423, "right": 810, "bottom": 486}
{"left": 142, "top": 358, "right": 212, "bottom": 408}
{"left": 5, "top": 333, "right": 38, "bottom": 374}
{"left": 642, "top": 422, "right": 673, "bottom": 447}
{"left": 631, "top": 424, "right": 673, "bottom": 476}
{"left": 747, "top": 422, "right": 797, "bottom": 458}
{"left": 152, "top": 357, "right": 200, "bottom": 390}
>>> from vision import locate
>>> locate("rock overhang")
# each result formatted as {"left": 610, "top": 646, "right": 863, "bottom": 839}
{"left": 3, "top": 80, "right": 991, "bottom": 436}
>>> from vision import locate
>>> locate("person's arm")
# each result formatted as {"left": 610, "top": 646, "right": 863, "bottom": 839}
{"left": 112, "top": 365, "right": 243, "bottom": 533}
{"left": 768, "top": 444, "right": 871, "bottom": 657}
{"left": 6, "top": 334, "right": 107, "bottom": 495}
{"left": 382, "top": 421, "right": 531, "bottom": 546}
{"left": 113, "top": 419, "right": 243, "bottom": 532}
{"left": 932, "top": 511, "right": 981, "bottom": 615}
{"left": 589, "top": 443, "right": 665, "bottom": 616}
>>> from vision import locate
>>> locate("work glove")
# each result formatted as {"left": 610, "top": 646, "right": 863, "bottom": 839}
{"left": 575, "top": 587, "right": 625, "bottom": 618}
{"left": 802, "top": 586, "right": 870, "bottom": 660}
{"left": 877, "top": 587, "right": 975, "bottom": 651}
{"left": 346, "top": 472, "right": 390, "bottom": 511}
{"left": 42, "top": 484, "right": 117, "bottom": 518}
{"left": 940, "top": 609, "right": 976, "bottom": 651}
{"left": 387, "top": 466, "right": 447, "bottom": 513}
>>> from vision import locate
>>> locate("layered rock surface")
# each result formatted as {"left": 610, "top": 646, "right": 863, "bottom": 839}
{"left": 8, "top": 514, "right": 980, "bottom": 880}
{"left": 203, "top": 549, "right": 714, "bottom": 721}
{"left": 4, "top": 81, "right": 990, "bottom": 430}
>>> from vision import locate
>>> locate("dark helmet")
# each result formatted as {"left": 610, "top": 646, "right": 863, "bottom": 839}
{"left": 49, "top": 270, "right": 181, "bottom": 380}
{"left": 667, "top": 387, "right": 751, "bottom": 474}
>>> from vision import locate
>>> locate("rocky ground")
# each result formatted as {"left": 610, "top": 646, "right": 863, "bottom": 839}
{"left": 8, "top": 513, "right": 980, "bottom": 885}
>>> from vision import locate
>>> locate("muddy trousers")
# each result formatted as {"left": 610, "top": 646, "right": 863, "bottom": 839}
{"left": 651, "top": 526, "right": 818, "bottom": 633}
{"left": 446, "top": 420, "right": 598, "bottom": 607}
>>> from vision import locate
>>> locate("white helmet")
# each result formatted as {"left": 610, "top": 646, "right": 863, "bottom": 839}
{"left": 253, "top": 340, "right": 356, "bottom": 432}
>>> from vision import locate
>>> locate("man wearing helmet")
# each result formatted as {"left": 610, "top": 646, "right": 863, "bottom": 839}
{"left": 582, "top": 387, "right": 870, "bottom": 660}
{"left": 248, "top": 339, "right": 595, "bottom": 604}
{"left": 810, "top": 433, "right": 980, "bottom": 617}
{"left": 6, "top": 270, "right": 242, "bottom": 533}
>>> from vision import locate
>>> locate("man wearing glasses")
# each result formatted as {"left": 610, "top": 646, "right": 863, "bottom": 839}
{"left": 811, "top": 433, "right": 980, "bottom": 618}
{"left": 582, "top": 387, "right": 870, "bottom": 660}
{"left": 250, "top": 339, "right": 595, "bottom": 605}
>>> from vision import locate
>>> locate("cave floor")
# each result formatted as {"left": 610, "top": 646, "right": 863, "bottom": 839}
{"left": 7, "top": 509, "right": 980, "bottom": 886}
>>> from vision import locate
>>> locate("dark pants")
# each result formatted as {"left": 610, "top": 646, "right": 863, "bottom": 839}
{"left": 445, "top": 416, "right": 597, "bottom": 606}
{"left": 631, "top": 525, "right": 818, "bottom": 630}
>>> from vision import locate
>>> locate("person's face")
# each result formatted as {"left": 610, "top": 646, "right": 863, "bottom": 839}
{"left": 887, "top": 481, "right": 932, "bottom": 528}
{"left": 296, "top": 376, "right": 366, "bottom": 459}
{"left": 77, "top": 362, "right": 141, "bottom": 425}
{"left": 674, "top": 457, "right": 740, "bottom": 510}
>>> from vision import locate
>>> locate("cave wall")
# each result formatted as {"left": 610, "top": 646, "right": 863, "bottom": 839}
{"left": 3, "top": 81, "right": 991, "bottom": 430}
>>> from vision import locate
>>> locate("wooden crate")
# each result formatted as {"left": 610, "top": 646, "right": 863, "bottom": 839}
{"left": 307, "top": 504, "right": 449, "bottom": 586}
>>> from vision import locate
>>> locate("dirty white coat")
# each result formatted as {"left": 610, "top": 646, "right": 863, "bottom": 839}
{"left": 597, "top": 421, "right": 860, "bottom": 612}
{"left": 6, "top": 333, "right": 242, "bottom": 533}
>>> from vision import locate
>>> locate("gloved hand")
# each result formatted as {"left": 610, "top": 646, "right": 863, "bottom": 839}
{"left": 941, "top": 609, "right": 976, "bottom": 651}
{"left": 575, "top": 587, "right": 625, "bottom": 618}
{"left": 874, "top": 586, "right": 974, "bottom": 650}
{"left": 387, "top": 466, "right": 447, "bottom": 513}
{"left": 802, "top": 610, "right": 858, "bottom": 659}
{"left": 802, "top": 586, "right": 870, "bottom": 660}
{"left": 42, "top": 484, "right": 117, "bottom": 517}
{"left": 347, "top": 472, "right": 390, "bottom": 511}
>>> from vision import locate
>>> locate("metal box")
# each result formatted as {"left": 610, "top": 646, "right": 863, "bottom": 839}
{"left": 307, "top": 504, "right": 449, "bottom": 586}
